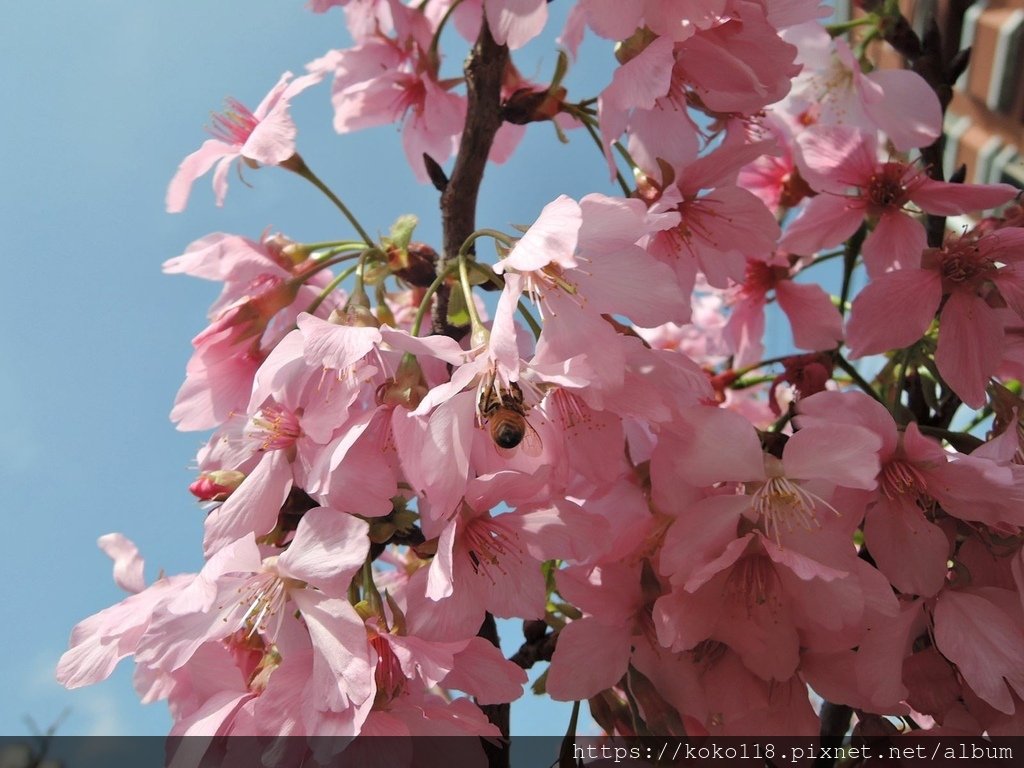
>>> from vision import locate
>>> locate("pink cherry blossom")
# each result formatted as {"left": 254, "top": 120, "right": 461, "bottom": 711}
{"left": 724, "top": 255, "right": 844, "bottom": 367}
{"left": 597, "top": 13, "right": 798, "bottom": 176}
{"left": 167, "top": 72, "right": 322, "bottom": 212}
{"left": 60, "top": 0, "right": 1024, "bottom": 744}
{"left": 631, "top": 640, "right": 820, "bottom": 736}
{"left": 798, "top": 390, "right": 1024, "bottom": 594}
{"left": 782, "top": 126, "right": 1018, "bottom": 275}
{"left": 313, "top": 5, "right": 466, "bottom": 182}
{"left": 737, "top": 115, "right": 814, "bottom": 214}
{"left": 494, "top": 193, "right": 686, "bottom": 326}
{"left": 781, "top": 24, "right": 942, "bottom": 151}
{"left": 546, "top": 561, "right": 647, "bottom": 701}
{"left": 644, "top": 127, "right": 782, "bottom": 308}
{"left": 846, "top": 227, "right": 1024, "bottom": 407}
{"left": 165, "top": 233, "right": 339, "bottom": 432}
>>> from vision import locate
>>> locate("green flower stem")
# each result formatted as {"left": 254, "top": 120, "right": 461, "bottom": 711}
{"left": 345, "top": 251, "right": 372, "bottom": 311}
{"left": 457, "top": 228, "right": 515, "bottom": 260}
{"left": 361, "top": 560, "right": 384, "bottom": 620}
{"left": 305, "top": 263, "right": 360, "bottom": 315}
{"left": 826, "top": 15, "right": 877, "bottom": 36}
{"left": 457, "top": 251, "right": 485, "bottom": 333}
{"left": 304, "top": 240, "right": 367, "bottom": 254}
{"left": 463, "top": 260, "right": 542, "bottom": 340}
{"left": 839, "top": 224, "right": 867, "bottom": 318}
{"left": 410, "top": 262, "right": 460, "bottom": 338}
{"left": 284, "top": 155, "right": 376, "bottom": 247}
{"left": 835, "top": 355, "right": 887, "bottom": 407}
{"left": 731, "top": 374, "right": 777, "bottom": 389}
{"left": 563, "top": 104, "right": 632, "bottom": 197}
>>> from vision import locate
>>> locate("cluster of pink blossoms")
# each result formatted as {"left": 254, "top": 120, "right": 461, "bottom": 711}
{"left": 60, "top": 0, "right": 1024, "bottom": 757}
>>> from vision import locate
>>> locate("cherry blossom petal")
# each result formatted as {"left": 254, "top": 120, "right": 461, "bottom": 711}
{"left": 782, "top": 424, "right": 881, "bottom": 490}
{"left": 779, "top": 195, "right": 865, "bottom": 257}
{"left": 289, "top": 591, "right": 374, "bottom": 713}
{"left": 775, "top": 280, "right": 844, "bottom": 352}
{"left": 297, "top": 313, "right": 382, "bottom": 370}
{"left": 910, "top": 179, "right": 1019, "bottom": 216}
{"left": 846, "top": 268, "right": 942, "bottom": 357}
{"left": 666, "top": 405, "right": 766, "bottom": 487}
{"left": 797, "top": 390, "right": 899, "bottom": 457}
{"left": 496, "top": 195, "right": 582, "bottom": 273}
{"left": 98, "top": 533, "right": 146, "bottom": 594}
{"left": 795, "top": 125, "right": 878, "bottom": 194}
{"left": 579, "top": 0, "right": 642, "bottom": 40}
{"left": 202, "top": 451, "right": 293, "bottom": 557}
{"left": 546, "top": 617, "right": 632, "bottom": 701}
{"left": 166, "top": 140, "right": 234, "bottom": 213}
{"left": 443, "top": 636, "right": 528, "bottom": 704}
{"left": 277, "top": 508, "right": 370, "bottom": 596}
{"left": 485, "top": 0, "right": 548, "bottom": 50}
{"left": 864, "top": 496, "right": 949, "bottom": 597}
{"left": 862, "top": 68, "right": 941, "bottom": 151}
{"left": 933, "top": 588, "right": 1024, "bottom": 714}
{"left": 56, "top": 576, "right": 188, "bottom": 689}
{"left": 861, "top": 212, "right": 926, "bottom": 276}
{"left": 936, "top": 290, "right": 1004, "bottom": 408}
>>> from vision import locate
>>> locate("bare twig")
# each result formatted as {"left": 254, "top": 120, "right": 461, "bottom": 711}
{"left": 434, "top": 21, "right": 509, "bottom": 338}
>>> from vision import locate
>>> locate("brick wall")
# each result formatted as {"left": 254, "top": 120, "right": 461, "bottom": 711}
{"left": 849, "top": 0, "right": 1024, "bottom": 187}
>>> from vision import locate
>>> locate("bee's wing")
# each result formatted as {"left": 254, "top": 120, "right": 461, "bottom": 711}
{"left": 518, "top": 419, "right": 544, "bottom": 457}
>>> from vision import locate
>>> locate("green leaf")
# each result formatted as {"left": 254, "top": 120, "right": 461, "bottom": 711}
{"left": 551, "top": 49, "right": 570, "bottom": 89}
{"left": 447, "top": 287, "right": 471, "bottom": 326}
{"left": 531, "top": 668, "right": 549, "bottom": 696}
{"left": 388, "top": 214, "right": 418, "bottom": 250}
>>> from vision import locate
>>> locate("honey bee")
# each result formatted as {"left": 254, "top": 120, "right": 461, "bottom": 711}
{"left": 478, "top": 378, "right": 543, "bottom": 457}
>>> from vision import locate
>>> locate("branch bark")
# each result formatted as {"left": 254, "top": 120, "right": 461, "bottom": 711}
{"left": 432, "top": 19, "right": 511, "bottom": 765}
{"left": 433, "top": 21, "right": 509, "bottom": 338}
{"left": 477, "top": 612, "right": 512, "bottom": 768}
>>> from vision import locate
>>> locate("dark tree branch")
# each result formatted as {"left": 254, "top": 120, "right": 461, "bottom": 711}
{"left": 510, "top": 621, "right": 557, "bottom": 668}
{"left": 433, "top": 21, "right": 509, "bottom": 338}
{"left": 477, "top": 612, "right": 511, "bottom": 768}
{"left": 816, "top": 702, "right": 854, "bottom": 768}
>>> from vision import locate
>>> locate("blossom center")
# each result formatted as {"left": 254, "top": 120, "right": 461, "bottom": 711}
{"left": 936, "top": 240, "right": 992, "bottom": 289}
{"left": 236, "top": 566, "right": 300, "bottom": 640}
{"left": 741, "top": 260, "right": 786, "bottom": 297}
{"left": 724, "top": 555, "right": 782, "bottom": 616}
{"left": 247, "top": 404, "right": 302, "bottom": 452}
{"left": 462, "top": 514, "right": 521, "bottom": 584}
{"left": 208, "top": 98, "right": 259, "bottom": 145}
{"left": 547, "top": 388, "right": 589, "bottom": 430}
{"left": 749, "top": 465, "right": 834, "bottom": 542}
{"left": 864, "top": 163, "right": 910, "bottom": 211}
{"left": 880, "top": 456, "right": 937, "bottom": 512}
{"left": 665, "top": 197, "right": 724, "bottom": 255}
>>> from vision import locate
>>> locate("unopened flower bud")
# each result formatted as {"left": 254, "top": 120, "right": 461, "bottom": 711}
{"left": 262, "top": 232, "right": 299, "bottom": 264}
{"left": 377, "top": 355, "right": 428, "bottom": 409}
{"left": 634, "top": 160, "right": 673, "bottom": 205}
{"left": 328, "top": 304, "right": 379, "bottom": 327}
{"left": 387, "top": 241, "right": 438, "bottom": 287}
{"left": 502, "top": 86, "right": 567, "bottom": 125}
{"left": 778, "top": 168, "right": 815, "bottom": 209}
{"left": 470, "top": 325, "right": 490, "bottom": 350}
{"left": 280, "top": 242, "right": 311, "bottom": 265}
{"left": 189, "top": 470, "right": 245, "bottom": 501}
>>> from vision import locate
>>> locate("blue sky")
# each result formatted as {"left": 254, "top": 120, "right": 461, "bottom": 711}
{"left": 0, "top": 0, "right": 628, "bottom": 738}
